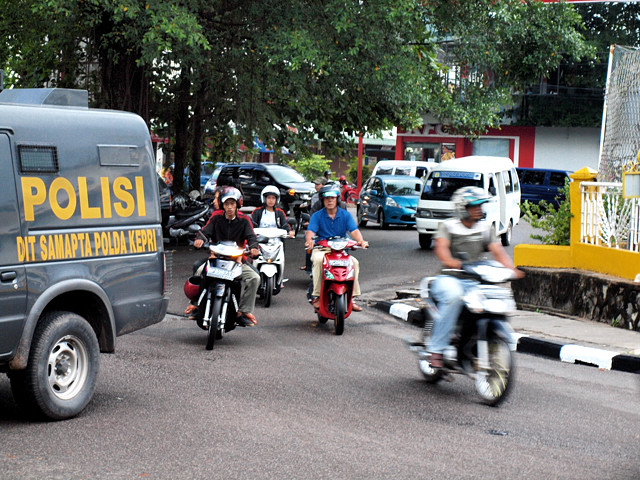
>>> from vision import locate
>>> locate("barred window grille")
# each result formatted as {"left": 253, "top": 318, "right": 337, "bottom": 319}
{"left": 18, "top": 145, "right": 59, "bottom": 173}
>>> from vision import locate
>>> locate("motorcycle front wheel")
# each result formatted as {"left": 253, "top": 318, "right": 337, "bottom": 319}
{"left": 263, "top": 276, "right": 273, "bottom": 308}
{"left": 334, "top": 293, "right": 346, "bottom": 335}
{"left": 206, "top": 296, "right": 224, "bottom": 350}
{"left": 475, "top": 338, "right": 513, "bottom": 406}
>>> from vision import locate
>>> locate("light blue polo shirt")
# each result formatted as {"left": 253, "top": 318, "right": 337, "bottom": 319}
{"left": 307, "top": 208, "right": 358, "bottom": 240}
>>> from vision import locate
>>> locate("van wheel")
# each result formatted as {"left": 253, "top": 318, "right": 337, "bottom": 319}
{"left": 419, "top": 234, "right": 432, "bottom": 250}
{"left": 9, "top": 311, "right": 99, "bottom": 420}
{"left": 501, "top": 220, "right": 513, "bottom": 246}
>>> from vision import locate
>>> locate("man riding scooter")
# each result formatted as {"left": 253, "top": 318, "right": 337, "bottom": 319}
{"left": 426, "top": 186, "right": 524, "bottom": 367}
{"left": 191, "top": 187, "right": 261, "bottom": 327}
{"left": 304, "top": 185, "right": 368, "bottom": 312}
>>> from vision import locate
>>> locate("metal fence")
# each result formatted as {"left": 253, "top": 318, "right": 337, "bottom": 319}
{"left": 580, "top": 181, "right": 640, "bottom": 252}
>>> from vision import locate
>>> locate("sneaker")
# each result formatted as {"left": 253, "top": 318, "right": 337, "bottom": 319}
{"left": 236, "top": 312, "right": 257, "bottom": 327}
{"left": 429, "top": 352, "right": 443, "bottom": 368}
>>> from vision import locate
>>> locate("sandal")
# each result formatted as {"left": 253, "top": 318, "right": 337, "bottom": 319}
{"left": 184, "top": 304, "right": 197, "bottom": 315}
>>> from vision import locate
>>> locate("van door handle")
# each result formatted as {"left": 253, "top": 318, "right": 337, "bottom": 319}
{"left": 1, "top": 271, "right": 17, "bottom": 282}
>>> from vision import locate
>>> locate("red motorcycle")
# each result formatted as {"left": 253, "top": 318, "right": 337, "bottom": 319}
{"left": 339, "top": 176, "right": 359, "bottom": 204}
{"left": 309, "top": 237, "right": 363, "bottom": 335}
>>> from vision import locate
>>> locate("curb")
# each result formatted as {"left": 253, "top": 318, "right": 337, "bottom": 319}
{"left": 374, "top": 301, "right": 640, "bottom": 374}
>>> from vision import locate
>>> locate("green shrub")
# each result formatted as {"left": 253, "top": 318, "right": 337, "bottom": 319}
{"left": 521, "top": 180, "right": 572, "bottom": 245}
{"left": 286, "top": 154, "right": 331, "bottom": 181}
{"left": 347, "top": 157, "right": 372, "bottom": 184}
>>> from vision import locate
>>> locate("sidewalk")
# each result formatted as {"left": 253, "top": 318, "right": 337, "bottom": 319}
{"left": 362, "top": 287, "right": 640, "bottom": 374}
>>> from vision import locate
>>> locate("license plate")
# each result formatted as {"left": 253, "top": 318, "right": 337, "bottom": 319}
{"left": 207, "top": 266, "right": 236, "bottom": 281}
{"left": 328, "top": 259, "right": 350, "bottom": 267}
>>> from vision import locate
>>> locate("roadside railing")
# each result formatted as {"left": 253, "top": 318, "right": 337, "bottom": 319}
{"left": 580, "top": 181, "right": 640, "bottom": 252}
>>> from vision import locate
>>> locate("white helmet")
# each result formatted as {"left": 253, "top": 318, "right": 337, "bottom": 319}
{"left": 451, "top": 186, "right": 489, "bottom": 220}
{"left": 261, "top": 185, "right": 280, "bottom": 204}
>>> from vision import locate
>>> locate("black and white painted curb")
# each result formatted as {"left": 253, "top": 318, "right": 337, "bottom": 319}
{"left": 374, "top": 301, "right": 640, "bottom": 374}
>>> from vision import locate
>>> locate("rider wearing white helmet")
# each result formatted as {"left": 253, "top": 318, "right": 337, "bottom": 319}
{"left": 426, "top": 186, "right": 523, "bottom": 367}
{"left": 251, "top": 185, "right": 295, "bottom": 237}
{"left": 192, "top": 186, "right": 261, "bottom": 327}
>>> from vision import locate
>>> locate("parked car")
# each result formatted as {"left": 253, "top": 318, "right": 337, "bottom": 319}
{"left": 158, "top": 175, "right": 172, "bottom": 227}
{"left": 356, "top": 175, "right": 422, "bottom": 228}
{"left": 517, "top": 167, "right": 571, "bottom": 208}
{"left": 185, "top": 161, "right": 224, "bottom": 192}
{"left": 202, "top": 167, "right": 222, "bottom": 199}
{"left": 216, "top": 163, "right": 315, "bottom": 212}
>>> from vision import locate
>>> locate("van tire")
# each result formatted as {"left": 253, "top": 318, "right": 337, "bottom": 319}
{"left": 419, "top": 234, "right": 432, "bottom": 250}
{"left": 501, "top": 220, "right": 513, "bottom": 246}
{"left": 9, "top": 311, "right": 99, "bottom": 420}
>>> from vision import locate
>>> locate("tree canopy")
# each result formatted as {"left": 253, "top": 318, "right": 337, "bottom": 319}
{"left": 0, "top": 0, "right": 591, "bottom": 191}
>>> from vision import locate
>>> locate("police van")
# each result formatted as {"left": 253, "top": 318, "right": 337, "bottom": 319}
{"left": 416, "top": 156, "right": 521, "bottom": 249}
{"left": 0, "top": 88, "right": 169, "bottom": 420}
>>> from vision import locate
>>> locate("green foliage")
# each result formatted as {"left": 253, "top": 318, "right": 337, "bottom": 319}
{"left": 347, "top": 157, "right": 372, "bottom": 184}
{"left": 286, "top": 154, "right": 331, "bottom": 181}
{"left": 521, "top": 181, "right": 572, "bottom": 246}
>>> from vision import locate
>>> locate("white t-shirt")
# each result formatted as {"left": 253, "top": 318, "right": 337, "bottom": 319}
{"left": 259, "top": 210, "right": 277, "bottom": 228}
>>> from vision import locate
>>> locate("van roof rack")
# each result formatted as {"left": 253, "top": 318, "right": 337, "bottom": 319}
{"left": 0, "top": 88, "right": 88, "bottom": 108}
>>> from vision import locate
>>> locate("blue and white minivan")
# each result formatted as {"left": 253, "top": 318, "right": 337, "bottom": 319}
{"left": 416, "top": 156, "right": 521, "bottom": 249}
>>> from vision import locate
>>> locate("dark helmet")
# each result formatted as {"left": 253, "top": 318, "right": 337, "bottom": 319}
{"left": 220, "top": 186, "right": 243, "bottom": 208}
{"left": 324, "top": 169, "right": 331, "bottom": 177}
{"left": 319, "top": 185, "right": 340, "bottom": 199}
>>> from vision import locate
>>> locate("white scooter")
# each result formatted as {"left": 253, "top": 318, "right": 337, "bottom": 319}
{"left": 254, "top": 227, "right": 289, "bottom": 308}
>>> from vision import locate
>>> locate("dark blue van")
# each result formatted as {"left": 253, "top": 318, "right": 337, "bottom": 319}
{"left": 516, "top": 168, "right": 571, "bottom": 208}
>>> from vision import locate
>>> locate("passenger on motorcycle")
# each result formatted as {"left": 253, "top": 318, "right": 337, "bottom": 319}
{"left": 304, "top": 185, "right": 368, "bottom": 311}
{"left": 251, "top": 185, "right": 295, "bottom": 237}
{"left": 427, "top": 186, "right": 523, "bottom": 367}
{"left": 192, "top": 187, "right": 261, "bottom": 327}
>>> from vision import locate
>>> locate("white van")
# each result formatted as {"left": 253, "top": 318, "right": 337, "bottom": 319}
{"left": 415, "top": 156, "right": 521, "bottom": 249}
{"left": 371, "top": 160, "right": 435, "bottom": 179}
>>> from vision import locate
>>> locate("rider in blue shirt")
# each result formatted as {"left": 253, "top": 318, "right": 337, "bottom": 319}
{"left": 305, "top": 185, "right": 368, "bottom": 311}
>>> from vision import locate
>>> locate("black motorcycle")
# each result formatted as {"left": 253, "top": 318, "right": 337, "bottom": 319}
{"left": 405, "top": 261, "right": 519, "bottom": 406}
{"left": 186, "top": 241, "right": 245, "bottom": 350}
{"left": 165, "top": 193, "right": 212, "bottom": 243}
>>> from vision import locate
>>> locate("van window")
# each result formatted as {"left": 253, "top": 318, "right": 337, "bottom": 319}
{"left": 511, "top": 169, "right": 520, "bottom": 192}
{"left": 487, "top": 175, "right": 497, "bottom": 196}
{"left": 422, "top": 171, "right": 483, "bottom": 201}
{"left": 416, "top": 167, "right": 428, "bottom": 178}
{"left": 502, "top": 170, "right": 513, "bottom": 193}
{"left": 549, "top": 172, "right": 567, "bottom": 187}
{"left": 18, "top": 145, "right": 59, "bottom": 173}
{"left": 520, "top": 170, "right": 546, "bottom": 186}
{"left": 395, "top": 167, "right": 411, "bottom": 175}
{"left": 376, "top": 166, "right": 394, "bottom": 175}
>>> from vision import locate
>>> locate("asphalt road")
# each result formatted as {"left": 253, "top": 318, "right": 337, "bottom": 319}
{"left": 1, "top": 217, "right": 639, "bottom": 479}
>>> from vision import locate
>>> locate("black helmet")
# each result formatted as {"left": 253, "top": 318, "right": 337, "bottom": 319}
{"left": 319, "top": 185, "right": 340, "bottom": 199}
{"left": 324, "top": 169, "right": 331, "bottom": 177}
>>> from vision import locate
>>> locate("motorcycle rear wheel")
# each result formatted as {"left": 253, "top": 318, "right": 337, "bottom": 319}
{"left": 334, "top": 293, "right": 346, "bottom": 335}
{"left": 263, "top": 276, "right": 273, "bottom": 308}
{"left": 206, "top": 296, "right": 223, "bottom": 350}
{"left": 475, "top": 338, "right": 513, "bottom": 406}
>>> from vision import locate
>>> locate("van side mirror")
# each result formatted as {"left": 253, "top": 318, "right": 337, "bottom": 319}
{"left": 415, "top": 183, "right": 421, "bottom": 191}
{"left": 489, "top": 186, "right": 496, "bottom": 196}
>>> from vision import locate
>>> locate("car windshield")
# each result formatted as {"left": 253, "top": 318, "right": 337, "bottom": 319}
{"left": 384, "top": 178, "right": 420, "bottom": 196}
{"left": 422, "top": 171, "right": 483, "bottom": 201}
{"left": 267, "top": 165, "right": 306, "bottom": 183}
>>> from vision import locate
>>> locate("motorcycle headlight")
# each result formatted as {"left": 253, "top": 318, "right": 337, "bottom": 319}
{"left": 385, "top": 197, "right": 399, "bottom": 208}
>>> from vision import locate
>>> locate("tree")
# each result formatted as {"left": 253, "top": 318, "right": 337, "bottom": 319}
{"left": 0, "top": 0, "right": 592, "bottom": 191}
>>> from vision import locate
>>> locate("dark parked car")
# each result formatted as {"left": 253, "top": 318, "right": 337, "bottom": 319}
{"left": 217, "top": 163, "right": 315, "bottom": 212}
{"left": 517, "top": 167, "right": 571, "bottom": 207}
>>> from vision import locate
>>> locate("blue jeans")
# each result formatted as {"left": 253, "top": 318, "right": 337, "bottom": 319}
{"left": 426, "top": 275, "right": 478, "bottom": 354}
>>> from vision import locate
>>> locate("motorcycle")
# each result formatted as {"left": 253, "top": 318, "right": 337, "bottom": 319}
{"left": 165, "top": 192, "right": 212, "bottom": 243}
{"left": 340, "top": 181, "right": 359, "bottom": 204}
{"left": 254, "top": 227, "right": 289, "bottom": 308}
{"left": 405, "top": 260, "right": 518, "bottom": 406}
{"left": 307, "top": 237, "right": 363, "bottom": 335}
{"left": 184, "top": 241, "right": 247, "bottom": 350}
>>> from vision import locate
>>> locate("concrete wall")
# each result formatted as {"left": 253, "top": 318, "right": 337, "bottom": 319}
{"left": 534, "top": 127, "right": 600, "bottom": 172}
